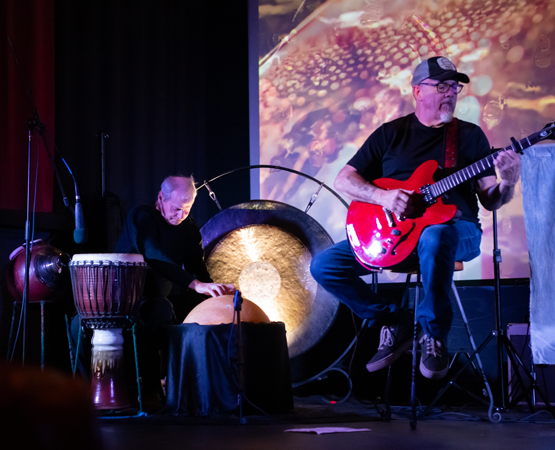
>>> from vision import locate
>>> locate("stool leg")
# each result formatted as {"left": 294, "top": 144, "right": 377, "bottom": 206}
{"left": 383, "top": 365, "right": 392, "bottom": 421}
{"left": 40, "top": 301, "right": 46, "bottom": 371}
{"left": 73, "top": 320, "right": 82, "bottom": 377}
{"left": 7, "top": 302, "right": 18, "bottom": 360}
{"left": 132, "top": 323, "right": 143, "bottom": 413}
{"left": 419, "top": 281, "right": 501, "bottom": 422}
{"left": 65, "top": 314, "right": 76, "bottom": 373}
{"left": 451, "top": 281, "right": 499, "bottom": 423}
{"left": 410, "top": 274, "right": 420, "bottom": 430}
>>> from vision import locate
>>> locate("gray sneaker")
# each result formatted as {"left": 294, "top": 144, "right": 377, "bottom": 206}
{"left": 366, "top": 310, "right": 416, "bottom": 372}
{"left": 419, "top": 334, "right": 449, "bottom": 379}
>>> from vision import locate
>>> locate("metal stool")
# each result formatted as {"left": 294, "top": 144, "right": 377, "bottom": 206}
{"left": 7, "top": 300, "right": 54, "bottom": 369}
{"left": 383, "top": 262, "right": 497, "bottom": 428}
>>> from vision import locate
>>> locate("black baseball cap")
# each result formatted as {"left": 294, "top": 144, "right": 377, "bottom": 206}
{"left": 411, "top": 56, "right": 470, "bottom": 86}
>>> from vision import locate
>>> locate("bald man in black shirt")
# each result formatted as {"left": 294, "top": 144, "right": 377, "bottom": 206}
{"left": 114, "top": 175, "right": 234, "bottom": 411}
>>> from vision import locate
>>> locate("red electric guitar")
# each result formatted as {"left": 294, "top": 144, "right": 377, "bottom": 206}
{"left": 346, "top": 122, "right": 555, "bottom": 271}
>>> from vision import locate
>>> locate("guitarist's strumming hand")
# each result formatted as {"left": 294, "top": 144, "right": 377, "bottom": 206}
{"left": 335, "top": 165, "right": 416, "bottom": 219}
{"left": 380, "top": 188, "right": 415, "bottom": 219}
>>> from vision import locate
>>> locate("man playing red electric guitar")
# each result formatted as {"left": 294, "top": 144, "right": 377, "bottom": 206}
{"left": 310, "top": 56, "right": 521, "bottom": 379}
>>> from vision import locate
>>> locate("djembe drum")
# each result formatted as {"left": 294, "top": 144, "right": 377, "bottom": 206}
{"left": 70, "top": 253, "right": 146, "bottom": 410}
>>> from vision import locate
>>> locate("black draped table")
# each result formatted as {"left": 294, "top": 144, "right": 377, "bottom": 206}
{"left": 165, "top": 322, "right": 293, "bottom": 416}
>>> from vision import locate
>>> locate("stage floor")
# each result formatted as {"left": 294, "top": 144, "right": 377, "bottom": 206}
{"left": 97, "top": 396, "right": 555, "bottom": 450}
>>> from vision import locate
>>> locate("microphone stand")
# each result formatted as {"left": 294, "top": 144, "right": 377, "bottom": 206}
{"left": 9, "top": 37, "right": 72, "bottom": 212}
{"left": 233, "top": 290, "right": 247, "bottom": 424}
{"left": 21, "top": 130, "right": 33, "bottom": 365}
{"left": 7, "top": 36, "right": 78, "bottom": 365}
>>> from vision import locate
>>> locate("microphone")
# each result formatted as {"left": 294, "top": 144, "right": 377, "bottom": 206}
{"left": 74, "top": 199, "right": 88, "bottom": 244}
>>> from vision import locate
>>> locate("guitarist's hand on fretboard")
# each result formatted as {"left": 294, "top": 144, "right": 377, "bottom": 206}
{"left": 493, "top": 149, "right": 521, "bottom": 188}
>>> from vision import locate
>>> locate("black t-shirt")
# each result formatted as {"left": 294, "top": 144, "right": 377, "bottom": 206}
{"left": 114, "top": 205, "right": 212, "bottom": 296}
{"left": 347, "top": 113, "right": 496, "bottom": 228}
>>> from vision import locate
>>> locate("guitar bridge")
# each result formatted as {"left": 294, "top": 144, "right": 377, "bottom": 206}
{"left": 420, "top": 184, "right": 436, "bottom": 205}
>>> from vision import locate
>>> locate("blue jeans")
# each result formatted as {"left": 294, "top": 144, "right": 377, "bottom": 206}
{"left": 310, "top": 220, "right": 482, "bottom": 340}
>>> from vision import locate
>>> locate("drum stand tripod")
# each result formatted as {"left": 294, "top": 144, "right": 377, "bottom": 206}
{"left": 72, "top": 317, "right": 145, "bottom": 415}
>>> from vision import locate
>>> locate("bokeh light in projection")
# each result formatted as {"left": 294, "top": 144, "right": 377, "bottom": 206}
{"left": 259, "top": 0, "right": 555, "bottom": 281}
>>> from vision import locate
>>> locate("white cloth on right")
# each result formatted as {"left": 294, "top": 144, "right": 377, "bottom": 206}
{"left": 521, "top": 143, "right": 555, "bottom": 365}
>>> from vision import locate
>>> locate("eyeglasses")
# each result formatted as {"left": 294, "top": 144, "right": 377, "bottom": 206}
{"left": 419, "top": 82, "right": 464, "bottom": 94}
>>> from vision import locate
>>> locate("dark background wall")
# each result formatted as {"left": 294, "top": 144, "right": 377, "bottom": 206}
{"left": 1, "top": 0, "right": 253, "bottom": 363}
{"left": 54, "top": 0, "right": 251, "bottom": 227}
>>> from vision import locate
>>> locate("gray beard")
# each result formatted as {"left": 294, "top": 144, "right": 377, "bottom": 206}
{"left": 440, "top": 109, "right": 454, "bottom": 123}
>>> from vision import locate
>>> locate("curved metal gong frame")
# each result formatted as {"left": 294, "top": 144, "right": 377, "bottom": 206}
{"left": 198, "top": 164, "right": 377, "bottom": 404}
{"left": 197, "top": 164, "right": 349, "bottom": 211}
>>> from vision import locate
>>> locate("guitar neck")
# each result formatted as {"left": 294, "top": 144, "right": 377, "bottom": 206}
{"left": 428, "top": 127, "right": 550, "bottom": 199}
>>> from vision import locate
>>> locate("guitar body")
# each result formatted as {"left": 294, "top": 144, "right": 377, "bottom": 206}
{"left": 346, "top": 160, "right": 457, "bottom": 270}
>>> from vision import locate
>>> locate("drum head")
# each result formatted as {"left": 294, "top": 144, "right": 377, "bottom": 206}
{"left": 184, "top": 295, "right": 271, "bottom": 325}
{"left": 71, "top": 253, "right": 145, "bottom": 264}
{"left": 201, "top": 200, "right": 339, "bottom": 358}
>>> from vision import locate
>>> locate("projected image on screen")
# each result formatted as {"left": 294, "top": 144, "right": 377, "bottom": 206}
{"left": 259, "top": 0, "right": 555, "bottom": 281}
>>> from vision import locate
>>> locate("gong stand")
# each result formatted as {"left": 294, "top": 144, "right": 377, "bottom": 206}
{"left": 7, "top": 37, "right": 83, "bottom": 365}
{"left": 200, "top": 166, "right": 373, "bottom": 403}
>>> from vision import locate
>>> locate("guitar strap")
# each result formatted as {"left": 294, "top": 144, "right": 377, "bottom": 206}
{"left": 444, "top": 117, "right": 458, "bottom": 168}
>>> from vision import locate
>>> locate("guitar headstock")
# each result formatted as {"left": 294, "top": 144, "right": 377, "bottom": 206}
{"left": 506, "top": 122, "right": 555, "bottom": 154}
{"left": 539, "top": 121, "right": 555, "bottom": 142}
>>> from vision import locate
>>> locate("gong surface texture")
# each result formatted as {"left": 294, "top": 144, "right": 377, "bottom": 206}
{"left": 201, "top": 200, "right": 338, "bottom": 358}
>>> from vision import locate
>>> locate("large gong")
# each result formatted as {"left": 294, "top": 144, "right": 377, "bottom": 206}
{"left": 201, "top": 200, "right": 339, "bottom": 358}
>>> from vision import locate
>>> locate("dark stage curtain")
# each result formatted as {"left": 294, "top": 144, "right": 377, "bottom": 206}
{"left": 0, "top": 0, "right": 55, "bottom": 212}
{"left": 54, "top": 0, "right": 251, "bottom": 231}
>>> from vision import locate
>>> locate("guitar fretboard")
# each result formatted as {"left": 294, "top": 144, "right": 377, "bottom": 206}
{"left": 428, "top": 124, "right": 554, "bottom": 199}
